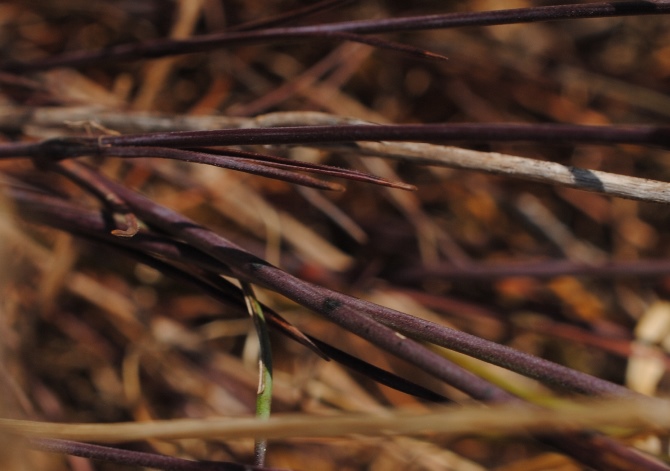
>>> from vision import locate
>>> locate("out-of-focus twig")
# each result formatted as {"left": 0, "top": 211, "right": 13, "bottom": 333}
{"left": 8, "top": 396, "right": 670, "bottom": 442}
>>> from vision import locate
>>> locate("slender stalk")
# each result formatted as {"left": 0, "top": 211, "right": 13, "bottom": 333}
{"left": 97, "top": 123, "right": 670, "bottom": 148}
{"left": 0, "top": 139, "right": 414, "bottom": 190}
{"left": 2, "top": 123, "right": 669, "bottom": 158}
{"left": 394, "top": 258, "right": 670, "bottom": 281}
{"left": 12, "top": 399, "right": 670, "bottom": 471}
{"left": 4, "top": 2, "right": 670, "bottom": 71}
{"left": 306, "top": 336, "right": 448, "bottom": 402}
{"left": 241, "top": 282, "right": 273, "bottom": 467}
{"left": 30, "top": 438, "right": 284, "bottom": 471}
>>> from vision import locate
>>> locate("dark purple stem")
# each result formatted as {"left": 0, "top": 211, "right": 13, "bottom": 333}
{"left": 2, "top": 124, "right": 668, "bottom": 163}
{"left": 30, "top": 438, "right": 282, "bottom": 471}
{"left": 96, "top": 146, "right": 345, "bottom": 191}
{"left": 96, "top": 146, "right": 412, "bottom": 190}
{"left": 99, "top": 123, "right": 670, "bottom": 148}
{"left": 0, "top": 123, "right": 670, "bottom": 166}
{"left": 393, "top": 258, "right": 670, "bottom": 281}
{"left": 4, "top": 2, "right": 669, "bottom": 71}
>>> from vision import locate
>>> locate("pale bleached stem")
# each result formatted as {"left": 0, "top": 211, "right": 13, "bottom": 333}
{"left": 350, "top": 141, "right": 670, "bottom": 205}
